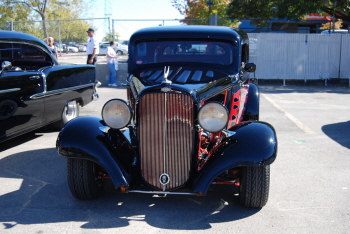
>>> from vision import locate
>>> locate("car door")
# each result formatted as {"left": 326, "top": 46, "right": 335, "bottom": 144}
{"left": 0, "top": 43, "right": 45, "bottom": 141}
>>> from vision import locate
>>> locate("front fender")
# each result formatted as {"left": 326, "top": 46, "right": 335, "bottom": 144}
{"left": 193, "top": 121, "right": 277, "bottom": 195}
{"left": 56, "top": 116, "right": 131, "bottom": 188}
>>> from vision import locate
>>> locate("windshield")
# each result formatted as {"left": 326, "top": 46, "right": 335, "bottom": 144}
{"left": 134, "top": 40, "right": 234, "bottom": 66}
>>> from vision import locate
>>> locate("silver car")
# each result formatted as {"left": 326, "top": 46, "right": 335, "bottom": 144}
{"left": 99, "top": 42, "right": 128, "bottom": 55}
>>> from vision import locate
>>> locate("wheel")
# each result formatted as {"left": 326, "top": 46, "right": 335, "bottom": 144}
{"left": 116, "top": 50, "right": 123, "bottom": 55}
{"left": 239, "top": 165, "right": 270, "bottom": 208}
{"left": 67, "top": 158, "right": 105, "bottom": 200}
{"left": 52, "top": 101, "right": 79, "bottom": 129}
{"left": 0, "top": 99, "right": 18, "bottom": 120}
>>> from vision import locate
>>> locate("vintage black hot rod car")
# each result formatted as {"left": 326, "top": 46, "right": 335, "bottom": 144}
{"left": 0, "top": 30, "right": 98, "bottom": 143}
{"left": 57, "top": 26, "right": 277, "bottom": 208}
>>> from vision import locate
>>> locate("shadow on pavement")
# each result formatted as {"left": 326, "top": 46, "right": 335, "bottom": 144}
{"left": 0, "top": 125, "right": 59, "bottom": 152}
{"left": 0, "top": 148, "right": 259, "bottom": 230}
{"left": 322, "top": 121, "right": 350, "bottom": 149}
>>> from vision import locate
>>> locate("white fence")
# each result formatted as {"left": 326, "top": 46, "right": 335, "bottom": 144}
{"left": 248, "top": 33, "right": 350, "bottom": 80}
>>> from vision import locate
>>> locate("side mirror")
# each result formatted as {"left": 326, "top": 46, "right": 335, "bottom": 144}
{"left": 244, "top": 63, "right": 256, "bottom": 73}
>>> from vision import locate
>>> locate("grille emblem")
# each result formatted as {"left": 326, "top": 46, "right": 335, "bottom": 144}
{"left": 159, "top": 173, "right": 170, "bottom": 185}
{"left": 161, "top": 87, "right": 171, "bottom": 92}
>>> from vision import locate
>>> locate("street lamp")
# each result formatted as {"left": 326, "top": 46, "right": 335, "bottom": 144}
{"left": 206, "top": 1, "right": 214, "bottom": 25}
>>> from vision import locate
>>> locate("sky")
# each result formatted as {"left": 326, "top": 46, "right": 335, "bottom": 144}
{"left": 91, "top": 0, "right": 184, "bottom": 41}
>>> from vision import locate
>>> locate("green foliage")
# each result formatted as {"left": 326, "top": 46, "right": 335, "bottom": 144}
{"left": 320, "top": 19, "right": 343, "bottom": 30}
{"left": 0, "top": 0, "right": 94, "bottom": 41}
{"left": 171, "top": 0, "right": 241, "bottom": 27}
{"left": 227, "top": 0, "right": 350, "bottom": 25}
{"left": 103, "top": 32, "right": 121, "bottom": 42}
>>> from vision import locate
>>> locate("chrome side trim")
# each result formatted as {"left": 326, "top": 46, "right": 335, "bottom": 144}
{"left": 0, "top": 88, "right": 21, "bottom": 94}
{"left": 30, "top": 83, "right": 94, "bottom": 99}
{"left": 128, "top": 190, "right": 199, "bottom": 196}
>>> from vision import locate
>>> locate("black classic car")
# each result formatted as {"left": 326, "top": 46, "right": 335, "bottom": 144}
{"left": 0, "top": 30, "right": 98, "bottom": 143}
{"left": 57, "top": 26, "right": 277, "bottom": 208}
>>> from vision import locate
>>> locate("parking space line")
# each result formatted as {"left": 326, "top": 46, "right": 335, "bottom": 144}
{"left": 261, "top": 93, "right": 317, "bottom": 135}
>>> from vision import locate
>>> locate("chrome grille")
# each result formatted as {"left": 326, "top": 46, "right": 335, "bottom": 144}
{"left": 139, "top": 92, "right": 194, "bottom": 191}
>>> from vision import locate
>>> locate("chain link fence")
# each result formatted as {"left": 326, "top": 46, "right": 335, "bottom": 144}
{"left": 1, "top": 18, "right": 110, "bottom": 47}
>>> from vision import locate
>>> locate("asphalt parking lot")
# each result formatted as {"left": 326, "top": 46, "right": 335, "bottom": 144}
{"left": 0, "top": 84, "right": 349, "bottom": 233}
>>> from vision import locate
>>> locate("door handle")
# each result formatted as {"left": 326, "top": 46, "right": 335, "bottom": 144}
{"left": 29, "top": 75, "right": 40, "bottom": 80}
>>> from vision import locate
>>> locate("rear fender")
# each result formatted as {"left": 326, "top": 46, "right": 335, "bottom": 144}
{"left": 193, "top": 121, "right": 277, "bottom": 195}
{"left": 56, "top": 116, "right": 132, "bottom": 188}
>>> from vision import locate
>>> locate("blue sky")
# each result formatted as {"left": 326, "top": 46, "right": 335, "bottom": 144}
{"left": 91, "top": 0, "right": 184, "bottom": 41}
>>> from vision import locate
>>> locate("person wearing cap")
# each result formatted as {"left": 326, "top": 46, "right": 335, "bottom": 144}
{"left": 86, "top": 28, "right": 99, "bottom": 65}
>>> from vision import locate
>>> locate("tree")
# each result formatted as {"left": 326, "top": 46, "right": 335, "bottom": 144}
{"left": 227, "top": 0, "right": 350, "bottom": 26}
{"left": 0, "top": 0, "right": 92, "bottom": 38}
{"left": 103, "top": 32, "right": 120, "bottom": 42}
{"left": 320, "top": 19, "right": 343, "bottom": 30}
{"left": 172, "top": 0, "right": 240, "bottom": 27}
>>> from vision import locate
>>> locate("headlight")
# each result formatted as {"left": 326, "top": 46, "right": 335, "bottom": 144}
{"left": 102, "top": 99, "right": 132, "bottom": 129}
{"left": 198, "top": 102, "right": 228, "bottom": 133}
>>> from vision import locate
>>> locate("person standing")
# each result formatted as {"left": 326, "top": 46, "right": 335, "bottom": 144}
{"left": 45, "top": 37, "right": 58, "bottom": 59}
{"left": 106, "top": 41, "right": 118, "bottom": 87}
{"left": 86, "top": 28, "right": 99, "bottom": 65}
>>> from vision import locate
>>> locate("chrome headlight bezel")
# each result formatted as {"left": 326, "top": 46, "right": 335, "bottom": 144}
{"left": 198, "top": 101, "right": 229, "bottom": 133}
{"left": 102, "top": 99, "right": 132, "bottom": 129}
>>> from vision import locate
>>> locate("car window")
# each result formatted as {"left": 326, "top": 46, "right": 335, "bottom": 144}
{"left": 20, "top": 44, "right": 49, "bottom": 61}
{"left": 0, "top": 43, "right": 50, "bottom": 62}
{"left": 134, "top": 40, "right": 234, "bottom": 66}
{"left": 0, "top": 42, "right": 52, "bottom": 70}
{"left": 0, "top": 43, "right": 12, "bottom": 61}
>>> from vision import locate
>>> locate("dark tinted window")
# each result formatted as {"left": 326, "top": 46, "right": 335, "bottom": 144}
{"left": 0, "top": 43, "right": 12, "bottom": 61}
{"left": 135, "top": 40, "right": 234, "bottom": 65}
{"left": 0, "top": 43, "right": 50, "bottom": 62}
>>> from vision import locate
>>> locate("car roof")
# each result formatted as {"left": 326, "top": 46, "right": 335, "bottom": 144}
{"left": 128, "top": 26, "right": 245, "bottom": 75}
{"left": 0, "top": 30, "right": 52, "bottom": 53}
{"left": 130, "top": 25, "right": 243, "bottom": 43}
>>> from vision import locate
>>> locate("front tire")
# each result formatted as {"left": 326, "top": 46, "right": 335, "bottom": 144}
{"left": 239, "top": 165, "right": 270, "bottom": 208}
{"left": 67, "top": 158, "right": 105, "bottom": 200}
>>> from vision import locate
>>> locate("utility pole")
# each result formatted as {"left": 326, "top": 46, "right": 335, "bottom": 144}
{"left": 332, "top": 1, "right": 337, "bottom": 33}
{"left": 206, "top": 1, "right": 214, "bottom": 25}
{"left": 104, "top": 0, "right": 112, "bottom": 39}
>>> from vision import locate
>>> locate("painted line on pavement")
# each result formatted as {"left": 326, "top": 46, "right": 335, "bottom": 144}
{"left": 261, "top": 93, "right": 317, "bottom": 135}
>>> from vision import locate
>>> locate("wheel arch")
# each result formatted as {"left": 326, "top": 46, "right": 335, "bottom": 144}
{"left": 192, "top": 121, "right": 277, "bottom": 195}
{"left": 56, "top": 116, "right": 132, "bottom": 188}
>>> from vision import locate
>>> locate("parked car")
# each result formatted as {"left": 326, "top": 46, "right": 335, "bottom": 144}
{"left": 70, "top": 44, "right": 86, "bottom": 52}
{"left": 54, "top": 42, "right": 64, "bottom": 52}
{"left": 99, "top": 42, "right": 128, "bottom": 55}
{"left": 115, "top": 42, "right": 128, "bottom": 55}
{"left": 57, "top": 26, "right": 278, "bottom": 208}
{"left": 98, "top": 43, "right": 108, "bottom": 55}
{"left": 67, "top": 45, "right": 79, "bottom": 53}
{"left": 0, "top": 30, "right": 99, "bottom": 143}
